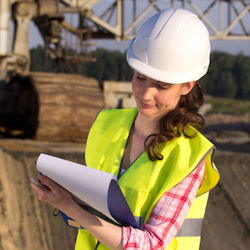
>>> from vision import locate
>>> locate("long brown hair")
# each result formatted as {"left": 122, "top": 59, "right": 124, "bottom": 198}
{"left": 144, "top": 82, "right": 204, "bottom": 161}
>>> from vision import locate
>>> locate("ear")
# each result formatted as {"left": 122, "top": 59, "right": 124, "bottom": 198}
{"left": 181, "top": 81, "right": 196, "bottom": 95}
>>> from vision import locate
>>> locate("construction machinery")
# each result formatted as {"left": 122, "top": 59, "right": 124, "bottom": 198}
{"left": 0, "top": 0, "right": 249, "bottom": 139}
{"left": 1, "top": 0, "right": 250, "bottom": 80}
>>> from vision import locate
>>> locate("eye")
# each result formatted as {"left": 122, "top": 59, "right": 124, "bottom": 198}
{"left": 156, "top": 83, "right": 170, "bottom": 90}
{"left": 136, "top": 75, "right": 146, "bottom": 81}
{"left": 156, "top": 84, "right": 165, "bottom": 89}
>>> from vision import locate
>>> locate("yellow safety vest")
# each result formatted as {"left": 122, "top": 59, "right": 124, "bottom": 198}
{"left": 75, "top": 108, "right": 220, "bottom": 250}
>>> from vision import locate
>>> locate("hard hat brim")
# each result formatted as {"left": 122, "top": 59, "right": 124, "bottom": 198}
{"left": 126, "top": 39, "right": 209, "bottom": 84}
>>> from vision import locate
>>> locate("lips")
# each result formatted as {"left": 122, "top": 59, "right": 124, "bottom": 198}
{"left": 140, "top": 101, "right": 155, "bottom": 108}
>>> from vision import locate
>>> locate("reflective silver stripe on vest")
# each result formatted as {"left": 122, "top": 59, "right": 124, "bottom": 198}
{"left": 176, "top": 218, "right": 204, "bottom": 237}
{"left": 135, "top": 216, "right": 145, "bottom": 228}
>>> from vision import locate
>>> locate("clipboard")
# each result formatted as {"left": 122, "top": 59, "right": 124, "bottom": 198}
{"left": 35, "top": 153, "right": 139, "bottom": 228}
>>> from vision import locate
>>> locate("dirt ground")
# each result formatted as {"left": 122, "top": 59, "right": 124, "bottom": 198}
{"left": 204, "top": 113, "right": 250, "bottom": 153}
{"left": 201, "top": 113, "right": 250, "bottom": 250}
{"left": 0, "top": 112, "right": 249, "bottom": 250}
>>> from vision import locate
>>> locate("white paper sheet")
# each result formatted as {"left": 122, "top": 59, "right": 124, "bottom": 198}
{"left": 36, "top": 153, "right": 117, "bottom": 222}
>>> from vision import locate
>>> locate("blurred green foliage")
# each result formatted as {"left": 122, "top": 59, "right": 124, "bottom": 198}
{"left": 200, "top": 51, "right": 250, "bottom": 100}
{"left": 30, "top": 47, "right": 250, "bottom": 100}
{"left": 205, "top": 95, "right": 250, "bottom": 115}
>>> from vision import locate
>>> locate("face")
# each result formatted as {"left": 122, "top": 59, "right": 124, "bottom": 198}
{"left": 132, "top": 71, "right": 195, "bottom": 120}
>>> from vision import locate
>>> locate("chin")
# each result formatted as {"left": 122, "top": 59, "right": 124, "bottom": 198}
{"left": 140, "top": 106, "right": 172, "bottom": 119}
{"left": 138, "top": 107, "right": 159, "bottom": 118}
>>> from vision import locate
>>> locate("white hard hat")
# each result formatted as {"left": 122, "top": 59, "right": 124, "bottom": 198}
{"left": 126, "top": 8, "right": 210, "bottom": 84}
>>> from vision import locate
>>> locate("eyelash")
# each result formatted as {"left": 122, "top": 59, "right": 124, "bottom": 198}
{"left": 136, "top": 75, "right": 169, "bottom": 89}
{"left": 137, "top": 75, "right": 146, "bottom": 81}
{"left": 156, "top": 84, "right": 166, "bottom": 89}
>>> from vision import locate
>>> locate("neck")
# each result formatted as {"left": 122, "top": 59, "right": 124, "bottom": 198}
{"left": 134, "top": 112, "right": 160, "bottom": 138}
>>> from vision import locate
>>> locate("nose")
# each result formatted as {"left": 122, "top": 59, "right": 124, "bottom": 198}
{"left": 141, "top": 83, "right": 157, "bottom": 101}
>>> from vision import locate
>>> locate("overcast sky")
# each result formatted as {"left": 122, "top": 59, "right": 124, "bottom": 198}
{"left": 27, "top": 0, "right": 250, "bottom": 55}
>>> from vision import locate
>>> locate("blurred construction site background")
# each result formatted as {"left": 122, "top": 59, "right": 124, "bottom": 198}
{"left": 0, "top": 1, "right": 249, "bottom": 249}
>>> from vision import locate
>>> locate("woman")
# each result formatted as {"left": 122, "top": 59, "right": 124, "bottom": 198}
{"left": 31, "top": 8, "right": 220, "bottom": 250}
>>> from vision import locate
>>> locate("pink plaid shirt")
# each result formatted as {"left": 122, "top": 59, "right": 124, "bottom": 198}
{"left": 122, "top": 160, "right": 205, "bottom": 249}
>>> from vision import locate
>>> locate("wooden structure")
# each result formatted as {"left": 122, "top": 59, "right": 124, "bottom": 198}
{"left": 31, "top": 72, "right": 104, "bottom": 142}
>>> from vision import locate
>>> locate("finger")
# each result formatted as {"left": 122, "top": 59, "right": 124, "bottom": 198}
{"left": 31, "top": 182, "right": 54, "bottom": 201}
{"left": 39, "top": 175, "right": 63, "bottom": 194}
{"left": 30, "top": 177, "right": 42, "bottom": 186}
{"left": 30, "top": 182, "right": 51, "bottom": 194}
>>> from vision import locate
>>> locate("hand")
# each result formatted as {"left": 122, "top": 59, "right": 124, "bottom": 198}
{"left": 31, "top": 175, "right": 77, "bottom": 214}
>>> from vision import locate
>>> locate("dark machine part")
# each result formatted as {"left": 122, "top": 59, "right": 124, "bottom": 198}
{"left": 0, "top": 75, "right": 39, "bottom": 138}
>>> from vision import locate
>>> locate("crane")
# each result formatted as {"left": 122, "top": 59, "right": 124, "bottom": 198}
{"left": 0, "top": 0, "right": 250, "bottom": 80}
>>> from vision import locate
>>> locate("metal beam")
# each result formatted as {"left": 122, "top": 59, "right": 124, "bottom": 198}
{"left": 76, "top": 0, "right": 250, "bottom": 40}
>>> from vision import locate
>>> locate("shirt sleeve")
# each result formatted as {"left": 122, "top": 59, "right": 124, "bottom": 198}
{"left": 122, "top": 160, "right": 205, "bottom": 250}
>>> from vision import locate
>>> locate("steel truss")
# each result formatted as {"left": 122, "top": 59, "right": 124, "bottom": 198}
{"left": 66, "top": 0, "right": 250, "bottom": 40}
{"left": 1, "top": 0, "right": 249, "bottom": 79}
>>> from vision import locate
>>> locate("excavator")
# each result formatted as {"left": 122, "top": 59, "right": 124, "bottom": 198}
{"left": 1, "top": 0, "right": 250, "bottom": 79}
{"left": 0, "top": 0, "right": 127, "bottom": 139}
{"left": 0, "top": 0, "right": 249, "bottom": 139}
{"left": 0, "top": 0, "right": 166, "bottom": 139}
{"left": 0, "top": 0, "right": 127, "bottom": 80}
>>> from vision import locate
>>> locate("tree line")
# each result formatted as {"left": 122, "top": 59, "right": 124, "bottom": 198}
{"left": 30, "top": 45, "right": 250, "bottom": 100}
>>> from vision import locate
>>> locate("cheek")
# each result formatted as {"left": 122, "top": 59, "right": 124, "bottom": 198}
{"left": 132, "top": 79, "right": 140, "bottom": 97}
{"left": 158, "top": 92, "right": 181, "bottom": 108}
